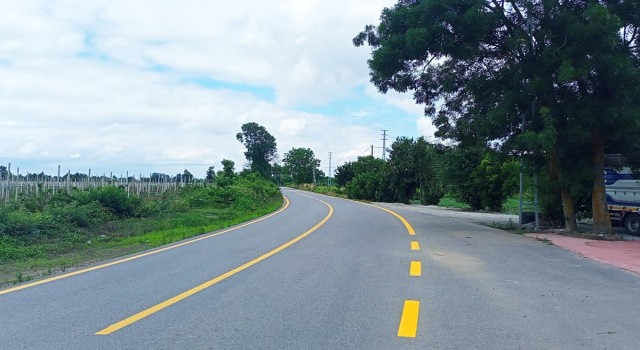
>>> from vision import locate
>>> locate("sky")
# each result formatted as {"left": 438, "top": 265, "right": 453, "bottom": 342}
{"left": 0, "top": 0, "right": 437, "bottom": 178}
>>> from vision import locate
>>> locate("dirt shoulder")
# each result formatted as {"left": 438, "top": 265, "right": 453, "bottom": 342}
{"left": 374, "top": 202, "right": 519, "bottom": 225}
{"left": 375, "top": 202, "right": 639, "bottom": 241}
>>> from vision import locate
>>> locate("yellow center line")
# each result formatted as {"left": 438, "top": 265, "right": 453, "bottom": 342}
{"left": 299, "top": 191, "right": 416, "bottom": 236}
{"left": 0, "top": 196, "right": 291, "bottom": 296}
{"left": 96, "top": 195, "right": 333, "bottom": 335}
{"left": 410, "top": 241, "right": 420, "bottom": 251}
{"left": 357, "top": 202, "right": 415, "bottom": 235}
{"left": 409, "top": 261, "right": 422, "bottom": 277}
{"left": 398, "top": 300, "right": 420, "bottom": 338}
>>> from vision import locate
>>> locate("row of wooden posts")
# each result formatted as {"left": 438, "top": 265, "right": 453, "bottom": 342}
{"left": 1, "top": 163, "right": 199, "bottom": 203}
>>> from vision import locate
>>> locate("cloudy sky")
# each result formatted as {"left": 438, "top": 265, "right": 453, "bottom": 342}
{"left": 0, "top": 0, "right": 436, "bottom": 178}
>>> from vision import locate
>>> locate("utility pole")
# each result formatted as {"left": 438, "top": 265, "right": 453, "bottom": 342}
{"left": 370, "top": 145, "right": 374, "bottom": 157}
{"left": 328, "top": 152, "right": 332, "bottom": 186}
{"left": 381, "top": 130, "right": 388, "bottom": 160}
{"left": 313, "top": 167, "right": 316, "bottom": 185}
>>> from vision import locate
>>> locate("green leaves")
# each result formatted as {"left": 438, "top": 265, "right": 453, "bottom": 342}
{"left": 282, "top": 148, "right": 321, "bottom": 185}
{"left": 356, "top": 0, "right": 640, "bottom": 229}
{"left": 236, "top": 122, "right": 278, "bottom": 179}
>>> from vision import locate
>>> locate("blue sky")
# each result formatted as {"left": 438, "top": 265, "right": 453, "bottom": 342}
{"left": 0, "top": 0, "right": 436, "bottom": 178}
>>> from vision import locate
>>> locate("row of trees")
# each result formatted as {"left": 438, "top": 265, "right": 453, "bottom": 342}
{"left": 232, "top": 122, "right": 523, "bottom": 215}
{"left": 354, "top": 0, "right": 640, "bottom": 234}
{"left": 232, "top": 122, "right": 524, "bottom": 214}
{"left": 234, "top": 122, "right": 326, "bottom": 186}
{"left": 335, "top": 137, "right": 519, "bottom": 212}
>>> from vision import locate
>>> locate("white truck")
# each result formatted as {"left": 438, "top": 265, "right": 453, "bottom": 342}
{"left": 606, "top": 167, "right": 640, "bottom": 235}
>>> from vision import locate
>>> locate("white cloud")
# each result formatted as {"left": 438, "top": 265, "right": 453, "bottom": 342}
{"left": 365, "top": 85, "right": 425, "bottom": 117}
{"left": 0, "top": 0, "right": 411, "bottom": 176}
{"left": 417, "top": 116, "right": 438, "bottom": 140}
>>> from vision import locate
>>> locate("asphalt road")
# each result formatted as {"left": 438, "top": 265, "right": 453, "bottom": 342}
{"left": 1, "top": 189, "right": 639, "bottom": 349}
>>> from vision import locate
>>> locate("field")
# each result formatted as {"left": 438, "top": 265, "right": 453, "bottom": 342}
{"left": 0, "top": 174, "right": 282, "bottom": 287}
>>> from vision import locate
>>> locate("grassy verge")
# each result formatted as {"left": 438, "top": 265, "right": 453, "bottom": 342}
{"left": 0, "top": 175, "right": 282, "bottom": 288}
{"left": 287, "top": 184, "right": 348, "bottom": 198}
{"left": 438, "top": 195, "right": 535, "bottom": 215}
{"left": 437, "top": 196, "right": 471, "bottom": 210}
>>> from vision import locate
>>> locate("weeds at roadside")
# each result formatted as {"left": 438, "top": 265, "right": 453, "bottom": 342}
{"left": 484, "top": 219, "right": 524, "bottom": 234}
{"left": 535, "top": 237, "right": 554, "bottom": 245}
{"left": 0, "top": 176, "right": 282, "bottom": 289}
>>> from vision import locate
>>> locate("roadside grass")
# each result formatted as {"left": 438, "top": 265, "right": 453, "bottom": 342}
{"left": 288, "top": 184, "right": 348, "bottom": 198}
{"left": 437, "top": 196, "right": 471, "bottom": 210}
{"left": 0, "top": 181, "right": 283, "bottom": 288}
{"left": 438, "top": 195, "right": 535, "bottom": 215}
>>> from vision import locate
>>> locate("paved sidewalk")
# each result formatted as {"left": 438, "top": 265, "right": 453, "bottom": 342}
{"left": 525, "top": 233, "right": 640, "bottom": 275}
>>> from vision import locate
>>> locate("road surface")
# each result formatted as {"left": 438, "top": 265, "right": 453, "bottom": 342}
{"left": 1, "top": 189, "right": 638, "bottom": 349}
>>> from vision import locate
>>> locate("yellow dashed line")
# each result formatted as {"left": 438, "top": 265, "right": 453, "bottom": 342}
{"left": 398, "top": 300, "right": 420, "bottom": 337}
{"left": 409, "top": 261, "right": 422, "bottom": 276}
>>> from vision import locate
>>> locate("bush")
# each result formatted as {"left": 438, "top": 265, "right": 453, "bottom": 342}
{"left": 2, "top": 209, "right": 60, "bottom": 237}
{"left": 346, "top": 172, "right": 391, "bottom": 202}
{"left": 439, "top": 147, "right": 518, "bottom": 212}
{"left": 48, "top": 202, "right": 111, "bottom": 229}
{"left": 80, "top": 187, "right": 141, "bottom": 218}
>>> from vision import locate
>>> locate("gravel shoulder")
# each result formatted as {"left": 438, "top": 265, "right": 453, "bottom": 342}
{"left": 375, "top": 202, "right": 640, "bottom": 239}
{"left": 374, "top": 202, "right": 518, "bottom": 225}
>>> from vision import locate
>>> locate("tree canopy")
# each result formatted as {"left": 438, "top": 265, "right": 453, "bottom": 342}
{"left": 205, "top": 166, "right": 216, "bottom": 183}
{"left": 282, "top": 147, "right": 321, "bottom": 185}
{"left": 236, "top": 122, "right": 278, "bottom": 179}
{"left": 355, "top": 0, "right": 640, "bottom": 233}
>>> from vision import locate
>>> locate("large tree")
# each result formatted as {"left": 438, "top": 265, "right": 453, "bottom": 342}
{"left": 355, "top": 0, "right": 640, "bottom": 234}
{"left": 182, "top": 169, "right": 193, "bottom": 184}
{"left": 282, "top": 147, "right": 321, "bottom": 184}
{"left": 335, "top": 161, "right": 355, "bottom": 187}
{"left": 236, "top": 122, "right": 278, "bottom": 179}
{"left": 219, "top": 159, "right": 236, "bottom": 178}
{"left": 205, "top": 166, "right": 216, "bottom": 184}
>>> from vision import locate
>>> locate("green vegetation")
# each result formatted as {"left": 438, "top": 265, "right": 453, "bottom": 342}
{"left": 282, "top": 147, "right": 323, "bottom": 185}
{"left": 289, "top": 184, "right": 348, "bottom": 198}
{"left": 436, "top": 196, "right": 471, "bottom": 210}
{"left": 236, "top": 122, "right": 278, "bottom": 179}
{"left": 354, "top": 1, "right": 640, "bottom": 234}
{"left": 330, "top": 138, "right": 519, "bottom": 213}
{"left": 0, "top": 173, "right": 281, "bottom": 287}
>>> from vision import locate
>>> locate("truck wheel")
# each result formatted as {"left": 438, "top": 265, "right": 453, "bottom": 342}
{"left": 623, "top": 213, "right": 640, "bottom": 235}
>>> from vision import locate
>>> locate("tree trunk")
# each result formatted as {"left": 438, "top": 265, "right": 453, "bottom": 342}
{"left": 549, "top": 149, "right": 578, "bottom": 231}
{"left": 560, "top": 188, "right": 578, "bottom": 231}
{"left": 591, "top": 131, "right": 612, "bottom": 234}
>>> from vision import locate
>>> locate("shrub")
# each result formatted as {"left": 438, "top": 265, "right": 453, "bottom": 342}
{"left": 2, "top": 209, "right": 60, "bottom": 237}
{"left": 80, "top": 187, "right": 141, "bottom": 218}
{"left": 48, "top": 202, "right": 110, "bottom": 229}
